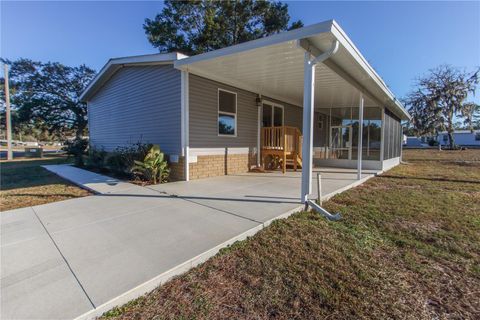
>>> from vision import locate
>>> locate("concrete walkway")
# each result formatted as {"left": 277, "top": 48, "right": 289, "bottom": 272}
{"left": 42, "top": 164, "right": 147, "bottom": 194}
{"left": 1, "top": 166, "right": 378, "bottom": 319}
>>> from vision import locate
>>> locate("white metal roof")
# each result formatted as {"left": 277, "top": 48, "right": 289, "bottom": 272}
{"left": 80, "top": 52, "right": 188, "bottom": 101}
{"left": 175, "top": 20, "right": 410, "bottom": 120}
{"left": 81, "top": 20, "right": 409, "bottom": 120}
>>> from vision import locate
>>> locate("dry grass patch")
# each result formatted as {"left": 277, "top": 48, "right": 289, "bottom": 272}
{"left": 403, "top": 148, "right": 480, "bottom": 162}
{"left": 103, "top": 149, "right": 480, "bottom": 319}
{"left": 1, "top": 156, "right": 90, "bottom": 211}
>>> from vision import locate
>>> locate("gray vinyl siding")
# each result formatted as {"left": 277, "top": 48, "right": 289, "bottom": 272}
{"left": 189, "top": 74, "right": 257, "bottom": 148}
{"left": 189, "top": 74, "right": 316, "bottom": 149}
{"left": 383, "top": 109, "right": 402, "bottom": 159}
{"left": 87, "top": 65, "right": 181, "bottom": 154}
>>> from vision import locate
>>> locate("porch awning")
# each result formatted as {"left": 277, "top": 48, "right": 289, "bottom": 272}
{"left": 175, "top": 20, "right": 409, "bottom": 120}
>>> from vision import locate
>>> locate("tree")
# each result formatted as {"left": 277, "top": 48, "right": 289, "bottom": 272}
{"left": 0, "top": 58, "right": 96, "bottom": 140}
{"left": 144, "top": 0, "right": 303, "bottom": 55}
{"left": 404, "top": 65, "right": 479, "bottom": 149}
{"left": 462, "top": 102, "right": 480, "bottom": 130}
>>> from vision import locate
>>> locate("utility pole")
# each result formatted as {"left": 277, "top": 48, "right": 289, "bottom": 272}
{"left": 4, "top": 64, "right": 13, "bottom": 160}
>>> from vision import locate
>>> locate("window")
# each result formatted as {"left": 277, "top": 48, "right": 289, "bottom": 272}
{"left": 262, "top": 102, "right": 283, "bottom": 127}
{"left": 443, "top": 134, "right": 448, "bottom": 142}
{"left": 475, "top": 132, "right": 480, "bottom": 141}
{"left": 218, "top": 89, "right": 237, "bottom": 136}
{"left": 273, "top": 106, "right": 283, "bottom": 126}
{"left": 262, "top": 104, "right": 272, "bottom": 127}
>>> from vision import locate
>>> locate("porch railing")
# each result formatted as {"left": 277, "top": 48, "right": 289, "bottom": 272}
{"left": 261, "top": 126, "right": 302, "bottom": 151}
{"left": 261, "top": 126, "right": 303, "bottom": 172}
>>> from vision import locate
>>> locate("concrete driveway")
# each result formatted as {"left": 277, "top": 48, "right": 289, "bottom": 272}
{"left": 1, "top": 167, "right": 376, "bottom": 319}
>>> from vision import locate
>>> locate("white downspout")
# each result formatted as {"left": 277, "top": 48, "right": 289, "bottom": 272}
{"left": 301, "top": 39, "right": 339, "bottom": 203}
{"left": 380, "top": 107, "right": 385, "bottom": 168}
{"left": 257, "top": 100, "right": 262, "bottom": 167}
{"left": 357, "top": 94, "right": 364, "bottom": 180}
{"left": 181, "top": 70, "right": 190, "bottom": 181}
{"left": 301, "top": 39, "right": 341, "bottom": 221}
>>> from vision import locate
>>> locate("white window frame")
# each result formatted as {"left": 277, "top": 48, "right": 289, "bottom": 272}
{"left": 261, "top": 100, "right": 284, "bottom": 127}
{"left": 218, "top": 88, "right": 237, "bottom": 137}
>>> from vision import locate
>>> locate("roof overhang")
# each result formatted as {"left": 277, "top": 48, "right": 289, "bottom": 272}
{"left": 175, "top": 20, "right": 410, "bottom": 120}
{"left": 80, "top": 52, "right": 188, "bottom": 102}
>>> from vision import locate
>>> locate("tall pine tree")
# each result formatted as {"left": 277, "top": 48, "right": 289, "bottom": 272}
{"left": 144, "top": 0, "right": 303, "bottom": 55}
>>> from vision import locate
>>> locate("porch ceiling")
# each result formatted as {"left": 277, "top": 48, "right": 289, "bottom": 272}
{"left": 185, "top": 41, "right": 374, "bottom": 108}
{"left": 175, "top": 20, "right": 410, "bottom": 120}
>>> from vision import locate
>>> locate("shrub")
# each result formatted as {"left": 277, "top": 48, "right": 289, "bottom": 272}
{"left": 106, "top": 142, "right": 153, "bottom": 176}
{"left": 428, "top": 139, "right": 439, "bottom": 146}
{"left": 63, "top": 138, "right": 89, "bottom": 166}
{"left": 131, "top": 145, "right": 169, "bottom": 184}
{"left": 87, "top": 148, "right": 108, "bottom": 169}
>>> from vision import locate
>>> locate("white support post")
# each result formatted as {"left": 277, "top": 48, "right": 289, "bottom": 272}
{"left": 301, "top": 52, "right": 316, "bottom": 203}
{"left": 380, "top": 107, "right": 385, "bottom": 164}
{"left": 316, "top": 172, "right": 322, "bottom": 206}
{"left": 4, "top": 64, "right": 13, "bottom": 160}
{"left": 357, "top": 94, "right": 364, "bottom": 180}
{"left": 181, "top": 70, "right": 190, "bottom": 181}
{"left": 399, "top": 123, "right": 404, "bottom": 162}
{"left": 257, "top": 105, "right": 261, "bottom": 167}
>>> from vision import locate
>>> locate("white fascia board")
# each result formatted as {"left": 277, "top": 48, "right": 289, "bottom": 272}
{"left": 109, "top": 52, "right": 187, "bottom": 65}
{"left": 174, "top": 20, "right": 334, "bottom": 69}
{"left": 79, "top": 60, "right": 116, "bottom": 102}
{"left": 80, "top": 52, "right": 189, "bottom": 102}
{"left": 174, "top": 19, "right": 409, "bottom": 120}
{"left": 299, "top": 40, "right": 381, "bottom": 107}
{"left": 330, "top": 21, "right": 410, "bottom": 120}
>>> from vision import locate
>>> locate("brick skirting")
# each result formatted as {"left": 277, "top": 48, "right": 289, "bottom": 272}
{"left": 189, "top": 153, "right": 252, "bottom": 180}
{"left": 169, "top": 153, "right": 255, "bottom": 181}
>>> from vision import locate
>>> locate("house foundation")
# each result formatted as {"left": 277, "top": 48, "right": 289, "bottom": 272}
{"left": 169, "top": 152, "right": 255, "bottom": 181}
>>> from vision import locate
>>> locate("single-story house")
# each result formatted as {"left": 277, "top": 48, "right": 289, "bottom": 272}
{"left": 404, "top": 136, "right": 430, "bottom": 148}
{"left": 80, "top": 20, "right": 410, "bottom": 202}
{"left": 437, "top": 130, "right": 480, "bottom": 147}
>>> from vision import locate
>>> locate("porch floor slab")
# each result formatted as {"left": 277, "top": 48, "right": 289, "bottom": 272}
{"left": 149, "top": 168, "right": 378, "bottom": 224}
{"left": 1, "top": 167, "right": 378, "bottom": 320}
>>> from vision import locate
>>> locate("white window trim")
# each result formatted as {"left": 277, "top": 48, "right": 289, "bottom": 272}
{"left": 218, "top": 88, "right": 237, "bottom": 137}
{"left": 261, "top": 100, "right": 284, "bottom": 127}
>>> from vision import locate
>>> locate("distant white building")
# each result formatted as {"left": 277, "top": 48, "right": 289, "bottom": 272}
{"left": 437, "top": 130, "right": 480, "bottom": 147}
{"left": 404, "top": 136, "right": 429, "bottom": 147}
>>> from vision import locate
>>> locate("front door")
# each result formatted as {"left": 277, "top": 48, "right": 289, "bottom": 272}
{"left": 330, "top": 125, "right": 352, "bottom": 159}
{"left": 262, "top": 102, "right": 284, "bottom": 128}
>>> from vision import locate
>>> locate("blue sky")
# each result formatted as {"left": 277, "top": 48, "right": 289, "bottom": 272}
{"left": 1, "top": 1, "right": 479, "bottom": 101}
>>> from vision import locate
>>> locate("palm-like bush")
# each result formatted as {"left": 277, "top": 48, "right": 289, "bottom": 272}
{"left": 131, "top": 145, "right": 169, "bottom": 184}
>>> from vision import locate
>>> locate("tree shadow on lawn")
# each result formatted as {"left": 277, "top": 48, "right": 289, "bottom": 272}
{"left": 1, "top": 157, "right": 73, "bottom": 191}
{"left": 1, "top": 168, "right": 70, "bottom": 190}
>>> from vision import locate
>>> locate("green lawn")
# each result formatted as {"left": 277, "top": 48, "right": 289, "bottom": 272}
{"left": 1, "top": 156, "right": 90, "bottom": 211}
{"left": 102, "top": 149, "right": 480, "bottom": 319}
